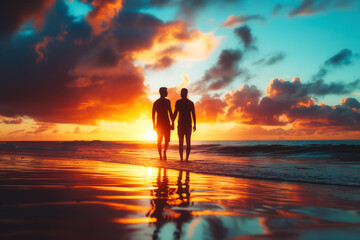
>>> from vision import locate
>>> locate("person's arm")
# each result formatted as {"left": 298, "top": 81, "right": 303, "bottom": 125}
{"left": 172, "top": 102, "right": 179, "bottom": 125}
{"left": 192, "top": 102, "right": 196, "bottom": 132}
{"left": 152, "top": 103, "right": 156, "bottom": 130}
{"left": 168, "top": 100, "right": 174, "bottom": 130}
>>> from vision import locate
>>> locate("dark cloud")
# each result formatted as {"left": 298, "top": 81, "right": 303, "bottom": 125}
{"left": 287, "top": 98, "right": 360, "bottom": 130}
{"left": 95, "top": 48, "right": 121, "bottom": 67}
{"left": 253, "top": 52, "right": 285, "bottom": 66}
{"left": 191, "top": 49, "right": 243, "bottom": 92}
{"left": 175, "top": 0, "right": 241, "bottom": 22}
{"left": 289, "top": 0, "right": 355, "bottom": 17}
{"left": 222, "top": 78, "right": 360, "bottom": 129}
{"left": 191, "top": 77, "right": 360, "bottom": 131}
{"left": 342, "top": 97, "right": 360, "bottom": 109}
{"left": 223, "top": 14, "right": 265, "bottom": 28}
{"left": 314, "top": 48, "right": 358, "bottom": 80}
{"left": 308, "top": 79, "right": 360, "bottom": 95}
{"left": 234, "top": 25, "right": 256, "bottom": 50}
{"left": 325, "top": 48, "right": 353, "bottom": 66}
{"left": 112, "top": 11, "right": 163, "bottom": 52}
{"left": 145, "top": 56, "right": 175, "bottom": 70}
{"left": 272, "top": 4, "right": 284, "bottom": 16}
{"left": 124, "top": 0, "right": 240, "bottom": 22}
{"left": 0, "top": 0, "right": 55, "bottom": 39}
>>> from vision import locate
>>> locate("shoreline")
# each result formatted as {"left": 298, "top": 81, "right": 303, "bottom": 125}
{"left": 1, "top": 151, "right": 359, "bottom": 188}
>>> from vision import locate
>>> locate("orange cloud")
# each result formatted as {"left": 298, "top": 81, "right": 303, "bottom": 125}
{"left": 223, "top": 14, "right": 264, "bottom": 28}
{"left": 86, "top": 0, "right": 123, "bottom": 35}
{"left": 35, "top": 37, "right": 52, "bottom": 63}
{"left": 134, "top": 20, "right": 220, "bottom": 65}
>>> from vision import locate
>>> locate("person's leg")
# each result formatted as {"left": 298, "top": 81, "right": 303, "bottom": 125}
{"left": 157, "top": 130, "right": 163, "bottom": 160}
{"left": 185, "top": 131, "right": 191, "bottom": 161}
{"left": 178, "top": 130, "right": 184, "bottom": 161}
{"left": 163, "top": 128, "right": 170, "bottom": 160}
{"left": 163, "top": 141, "right": 168, "bottom": 160}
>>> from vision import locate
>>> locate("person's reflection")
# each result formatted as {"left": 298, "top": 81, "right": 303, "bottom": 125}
{"left": 147, "top": 168, "right": 171, "bottom": 239}
{"left": 173, "top": 170, "right": 192, "bottom": 239}
{"left": 147, "top": 169, "right": 193, "bottom": 240}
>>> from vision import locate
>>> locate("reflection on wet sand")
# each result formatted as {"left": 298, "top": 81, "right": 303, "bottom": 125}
{"left": 147, "top": 169, "right": 192, "bottom": 240}
{"left": 1, "top": 155, "right": 360, "bottom": 240}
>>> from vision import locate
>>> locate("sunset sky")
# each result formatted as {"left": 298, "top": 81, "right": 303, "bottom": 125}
{"left": 1, "top": 0, "right": 359, "bottom": 141}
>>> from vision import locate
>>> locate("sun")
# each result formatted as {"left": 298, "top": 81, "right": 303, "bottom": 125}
{"left": 143, "top": 129, "right": 157, "bottom": 141}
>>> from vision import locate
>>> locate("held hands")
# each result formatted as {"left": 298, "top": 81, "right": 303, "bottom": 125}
{"left": 193, "top": 125, "right": 196, "bottom": 132}
{"left": 171, "top": 122, "right": 175, "bottom": 130}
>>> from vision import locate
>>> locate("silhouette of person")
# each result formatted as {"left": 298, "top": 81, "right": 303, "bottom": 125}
{"left": 172, "top": 88, "right": 196, "bottom": 161}
{"left": 152, "top": 87, "right": 173, "bottom": 160}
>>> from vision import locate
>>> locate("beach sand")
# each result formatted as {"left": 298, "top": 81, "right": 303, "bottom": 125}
{"left": 1, "top": 154, "right": 360, "bottom": 240}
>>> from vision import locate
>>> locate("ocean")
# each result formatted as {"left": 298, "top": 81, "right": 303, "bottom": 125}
{"left": 1, "top": 140, "right": 359, "bottom": 187}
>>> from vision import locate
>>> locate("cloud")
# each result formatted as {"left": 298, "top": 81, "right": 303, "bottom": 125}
{"left": 314, "top": 48, "right": 358, "bottom": 80}
{"left": 325, "top": 48, "right": 354, "bottom": 66}
{"left": 189, "top": 77, "right": 360, "bottom": 132}
{"left": 195, "top": 94, "right": 227, "bottom": 122}
{"left": 191, "top": 49, "right": 243, "bottom": 93}
{"left": 172, "top": 0, "right": 240, "bottom": 22}
{"left": 145, "top": 56, "right": 175, "bottom": 70}
{"left": 74, "top": 127, "right": 81, "bottom": 134}
{"left": 223, "top": 78, "right": 360, "bottom": 130}
{"left": 253, "top": 52, "right": 285, "bottom": 66}
{"left": 307, "top": 79, "right": 360, "bottom": 95}
{"left": 234, "top": 25, "right": 256, "bottom": 50}
{"left": 26, "top": 122, "right": 57, "bottom": 134}
{"left": 0, "top": 0, "right": 55, "bottom": 39}
{"left": 9, "top": 130, "right": 26, "bottom": 135}
{"left": 272, "top": 4, "right": 284, "bottom": 16}
{"left": 0, "top": 117, "right": 23, "bottom": 124}
{"left": 123, "top": 0, "right": 240, "bottom": 22}
{"left": 223, "top": 14, "right": 264, "bottom": 28}
{"left": 132, "top": 19, "right": 219, "bottom": 65}
{"left": 84, "top": 0, "right": 123, "bottom": 35}
{"left": 289, "top": 0, "right": 355, "bottom": 17}
{"left": 341, "top": 97, "right": 360, "bottom": 109}
{"left": 0, "top": 1, "right": 217, "bottom": 125}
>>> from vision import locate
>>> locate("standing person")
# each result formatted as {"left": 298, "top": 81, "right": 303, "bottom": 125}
{"left": 172, "top": 88, "right": 196, "bottom": 162}
{"left": 152, "top": 87, "right": 173, "bottom": 160}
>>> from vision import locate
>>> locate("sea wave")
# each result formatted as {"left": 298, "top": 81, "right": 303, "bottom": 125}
{"left": 1, "top": 140, "right": 360, "bottom": 187}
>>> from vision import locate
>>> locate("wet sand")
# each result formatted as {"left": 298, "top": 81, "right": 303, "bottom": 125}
{"left": 1, "top": 154, "right": 360, "bottom": 240}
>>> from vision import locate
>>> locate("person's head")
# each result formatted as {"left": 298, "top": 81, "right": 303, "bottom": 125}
{"left": 159, "top": 87, "right": 168, "bottom": 98}
{"left": 180, "top": 88, "right": 188, "bottom": 99}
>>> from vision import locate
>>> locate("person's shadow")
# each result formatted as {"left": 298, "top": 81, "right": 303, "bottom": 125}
{"left": 147, "top": 169, "right": 193, "bottom": 240}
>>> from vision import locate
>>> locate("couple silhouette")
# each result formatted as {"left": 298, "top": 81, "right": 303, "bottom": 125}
{"left": 152, "top": 87, "right": 196, "bottom": 161}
